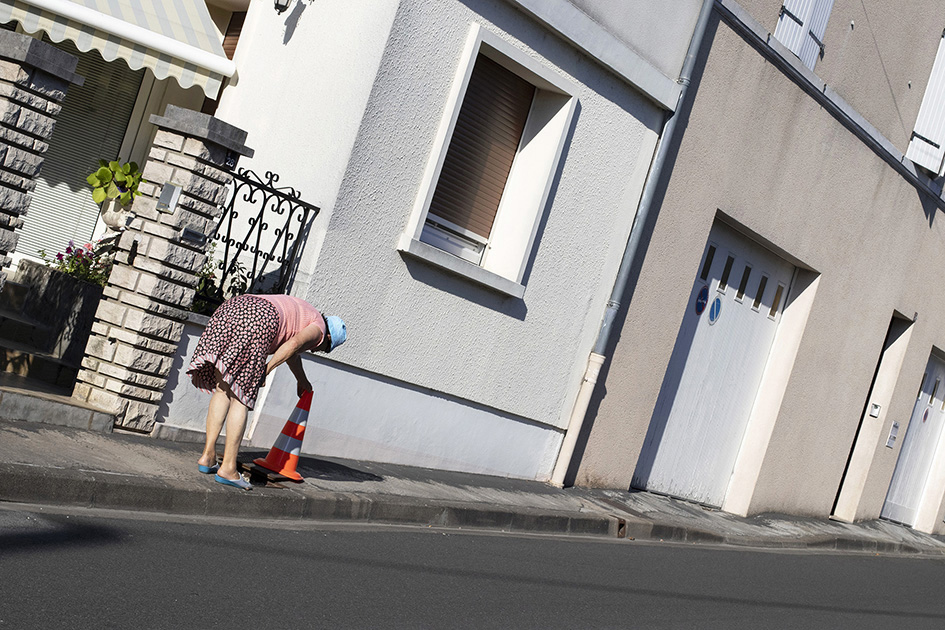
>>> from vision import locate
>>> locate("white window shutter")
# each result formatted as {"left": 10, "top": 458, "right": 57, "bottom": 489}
{"left": 774, "top": 0, "right": 815, "bottom": 57}
{"left": 907, "top": 34, "right": 945, "bottom": 175}
{"left": 798, "top": 0, "right": 834, "bottom": 69}
{"left": 774, "top": 0, "right": 833, "bottom": 70}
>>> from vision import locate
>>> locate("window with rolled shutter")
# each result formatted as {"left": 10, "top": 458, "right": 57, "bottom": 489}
{"left": 202, "top": 11, "right": 245, "bottom": 116}
{"left": 907, "top": 32, "right": 945, "bottom": 175}
{"left": 773, "top": 0, "right": 834, "bottom": 70}
{"left": 420, "top": 54, "right": 536, "bottom": 264}
{"left": 16, "top": 39, "right": 144, "bottom": 260}
{"left": 222, "top": 12, "right": 245, "bottom": 60}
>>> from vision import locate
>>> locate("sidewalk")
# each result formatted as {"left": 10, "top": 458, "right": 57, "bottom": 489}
{"left": 1, "top": 382, "right": 944, "bottom": 555}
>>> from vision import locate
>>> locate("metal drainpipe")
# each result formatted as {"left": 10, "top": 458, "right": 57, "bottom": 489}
{"left": 550, "top": 0, "right": 716, "bottom": 487}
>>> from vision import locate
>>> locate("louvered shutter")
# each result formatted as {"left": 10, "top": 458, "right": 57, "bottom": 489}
{"left": 17, "top": 39, "right": 143, "bottom": 259}
{"left": 774, "top": 0, "right": 834, "bottom": 70}
{"left": 907, "top": 34, "right": 945, "bottom": 175}
{"left": 426, "top": 55, "right": 535, "bottom": 242}
{"left": 773, "top": 0, "right": 813, "bottom": 55}
{"left": 798, "top": 0, "right": 833, "bottom": 69}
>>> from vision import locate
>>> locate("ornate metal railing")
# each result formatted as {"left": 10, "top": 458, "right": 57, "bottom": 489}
{"left": 193, "top": 168, "right": 319, "bottom": 315}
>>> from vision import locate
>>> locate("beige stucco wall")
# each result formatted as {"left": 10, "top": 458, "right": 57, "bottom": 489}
{"left": 576, "top": 8, "right": 945, "bottom": 530}
{"left": 738, "top": 0, "right": 938, "bottom": 150}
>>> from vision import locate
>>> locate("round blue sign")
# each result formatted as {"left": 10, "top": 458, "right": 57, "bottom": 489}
{"left": 695, "top": 285, "right": 709, "bottom": 315}
{"left": 708, "top": 297, "right": 722, "bottom": 325}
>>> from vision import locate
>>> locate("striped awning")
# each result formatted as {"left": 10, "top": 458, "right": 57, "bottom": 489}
{"left": 0, "top": 0, "right": 235, "bottom": 98}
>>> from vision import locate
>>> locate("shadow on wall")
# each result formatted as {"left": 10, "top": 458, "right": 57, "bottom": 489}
{"left": 518, "top": 100, "right": 581, "bottom": 289}
{"left": 455, "top": 0, "right": 660, "bottom": 129}
{"left": 401, "top": 258, "right": 529, "bottom": 320}
{"left": 629, "top": 251, "right": 712, "bottom": 488}
{"left": 919, "top": 188, "right": 938, "bottom": 228}
{"left": 156, "top": 330, "right": 192, "bottom": 426}
{"left": 560, "top": 13, "right": 721, "bottom": 489}
{"left": 283, "top": 0, "right": 309, "bottom": 45}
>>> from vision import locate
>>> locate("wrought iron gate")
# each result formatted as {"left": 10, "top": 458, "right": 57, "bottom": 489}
{"left": 193, "top": 168, "right": 319, "bottom": 315}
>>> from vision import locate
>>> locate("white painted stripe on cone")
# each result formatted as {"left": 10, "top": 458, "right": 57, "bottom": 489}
{"left": 271, "top": 433, "right": 301, "bottom": 457}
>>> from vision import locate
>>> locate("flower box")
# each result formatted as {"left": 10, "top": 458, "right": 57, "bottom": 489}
{"left": 14, "top": 259, "right": 103, "bottom": 366}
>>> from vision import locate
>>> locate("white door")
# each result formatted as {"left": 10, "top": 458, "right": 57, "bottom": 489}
{"left": 632, "top": 222, "right": 795, "bottom": 506}
{"left": 881, "top": 355, "right": 945, "bottom": 526}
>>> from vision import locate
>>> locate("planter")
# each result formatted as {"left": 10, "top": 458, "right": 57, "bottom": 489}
{"left": 14, "top": 259, "right": 103, "bottom": 365}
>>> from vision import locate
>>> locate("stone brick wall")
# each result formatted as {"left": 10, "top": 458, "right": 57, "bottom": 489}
{"left": 73, "top": 105, "right": 252, "bottom": 431}
{"left": 0, "top": 30, "right": 80, "bottom": 291}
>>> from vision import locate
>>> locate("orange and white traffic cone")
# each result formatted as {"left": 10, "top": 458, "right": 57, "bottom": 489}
{"left": 253, "top": 390, "right": 312, "bottom": 481}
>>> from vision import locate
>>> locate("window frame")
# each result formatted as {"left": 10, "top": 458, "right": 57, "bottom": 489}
{"left": 398, "top": 23, "right": 578, "bottom": 299}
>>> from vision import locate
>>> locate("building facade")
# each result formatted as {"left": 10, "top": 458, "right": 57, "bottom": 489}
{"left": 574, "top": 0, "right": 945, "bottom": 535}
{"left": 13, "top": 0, "right": 945, "bottom": 537}
{"left": 152, "top": 0, "right": 705, "bottom": 479}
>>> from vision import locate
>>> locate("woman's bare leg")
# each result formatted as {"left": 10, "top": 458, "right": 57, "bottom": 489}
{"left": 216, "top": 389, "right": 248, "bottom": 481}
{"left": 197, "top": 373, "right": 229, "bottom": 469}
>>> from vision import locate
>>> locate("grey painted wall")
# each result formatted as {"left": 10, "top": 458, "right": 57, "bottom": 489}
{"left": 738, "top": 0, "right": 938, "bottom": 151}
{"left": 568, "top": 0, "right": 704, "bottom": 79}
{"left": 577, "top": 6, "right": 945, "bottom": 529}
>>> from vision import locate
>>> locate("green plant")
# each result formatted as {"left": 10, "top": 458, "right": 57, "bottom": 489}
{"left": 38, "top": 239, "right": 114, "bottom": 287}
{"left": 191, "top": 243, "right": 250, "bottom": 315}
{"left": 86, "top": 159, "right": 145, "bottom": 206}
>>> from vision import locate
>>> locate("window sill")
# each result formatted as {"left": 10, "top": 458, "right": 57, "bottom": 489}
{"left": 398, "top": 237, "right": 526, "bottom": 299}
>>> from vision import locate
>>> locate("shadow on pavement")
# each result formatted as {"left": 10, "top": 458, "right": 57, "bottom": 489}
{"left": 243, "top": 451, "right": 384, "bottom": 483}
{"left": 0, "top": 516, "right": 121, "bottom": 555}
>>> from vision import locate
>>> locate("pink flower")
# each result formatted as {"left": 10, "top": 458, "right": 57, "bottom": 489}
{"left": 56, "top": 253, "right": 63, "bottom": 261}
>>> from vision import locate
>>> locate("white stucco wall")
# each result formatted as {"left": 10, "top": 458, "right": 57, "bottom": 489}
{"left": 250, "top": 355, "right": 562, "bottom": 478}
{"left": 156, "top": 320, "right": 214, "bottom": 441}
{"left": 156, "top": 322, "right": 562, "bottom": 478}
{"left": 155, "top": 0, "right": 665, "bottom": 479}
{"left": 212, "top": 0, "right": 403, "bottom": 289}
{"left": 296, "top": 0, "right": 661, "bottom": 436}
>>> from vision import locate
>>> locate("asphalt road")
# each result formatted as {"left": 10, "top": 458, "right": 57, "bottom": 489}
{"left": 1, "top": 504, "right": 944, "bottom": 629}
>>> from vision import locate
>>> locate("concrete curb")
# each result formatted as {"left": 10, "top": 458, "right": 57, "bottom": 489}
{"left": 0, "top": 388, "right": 114, "bottom": 432}
{"left": 0, "top": 463, "right": 619, "bottom": 537}
{"left": 619, "top": 518, "right": 942, "bottom": 555}
{"left": 3, "top": 417, "right": 945, "bottom": 555}
{"left": 4, "top": 459, "right": 941, "bottom": 554}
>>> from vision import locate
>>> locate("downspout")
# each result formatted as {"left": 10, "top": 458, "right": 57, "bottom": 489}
{"left": 550, "top": 0, "right": 716, "bottom": 487}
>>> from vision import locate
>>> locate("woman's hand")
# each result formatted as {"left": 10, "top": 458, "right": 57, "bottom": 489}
{"left": 296, "top": 378, "right": 312, "bottom": 399}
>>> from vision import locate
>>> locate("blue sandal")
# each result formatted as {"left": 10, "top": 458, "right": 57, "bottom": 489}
{"left": 197, "top": 463, "right": 219, "bottom": 474}
{"left": 214, "top": 472, "right": 252, "bottom": 490}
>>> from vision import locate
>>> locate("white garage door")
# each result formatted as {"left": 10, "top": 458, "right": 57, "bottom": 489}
{"left": 632, "top": 222, "right": 795, "bottom": 507}
{"left": 881, "top": 354, "right": 945, "bottom": 526}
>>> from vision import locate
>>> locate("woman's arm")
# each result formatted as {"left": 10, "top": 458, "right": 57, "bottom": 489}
{"left": 264, "top": 322, "right": 324, "bottom": 389}
{"left": 286, "top": 353, "right": 312, "bottom": 397}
